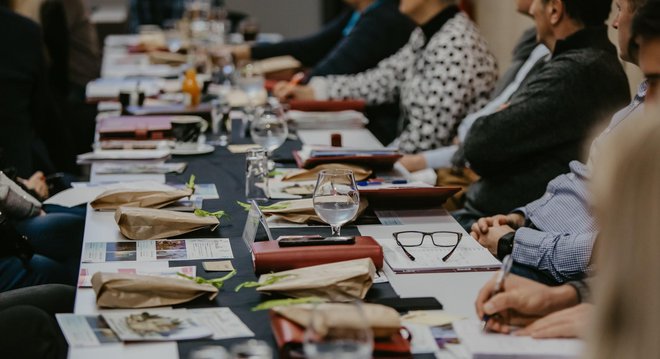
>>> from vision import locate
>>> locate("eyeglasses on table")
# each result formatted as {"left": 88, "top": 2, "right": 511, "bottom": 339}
{"left": 392, "top": 231, "right": 463, "bottom": 262}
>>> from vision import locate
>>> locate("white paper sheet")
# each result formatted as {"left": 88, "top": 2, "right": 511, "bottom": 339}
{"left": 453, "top": 319, "right": 583, "bottom": 358}
{"left": 56, "top": 314, "right": 121, "bottom": 347}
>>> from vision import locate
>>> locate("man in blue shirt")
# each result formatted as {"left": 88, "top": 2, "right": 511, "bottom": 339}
{"left": 470, "top": 0, "right": 653, "bottom": 285}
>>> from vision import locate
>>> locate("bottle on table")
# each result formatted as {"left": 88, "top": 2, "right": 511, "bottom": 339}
{"left": 182, "top": 68, "right": 201, "bottom": 107}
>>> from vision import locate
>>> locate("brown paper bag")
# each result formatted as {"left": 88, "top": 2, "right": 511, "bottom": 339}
{"left": 272, "top": 302, "right": 401, "bottom": 338}
{"left": 257, "top": 258, "right": 376, "bottom": 301}
{"left": 261, "top": 198, "right": 369, "bottom": 224}
{"left": 91, "top": 272, "right": 218, "bottom": 308}
{"left": 115, "top": 207, "right": 219, "bottom": 240}
{"left": 91, "top": 188, "right": 193, "bottom": 211}
{"left": 282, "top": 163, "right": 372, "bottom": 182}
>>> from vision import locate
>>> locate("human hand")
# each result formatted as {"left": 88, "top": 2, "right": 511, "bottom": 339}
{"left": 475, "top": 274, "right": 579, "bottom": 333}
{"left": 20, "top": 171, "right": 49, "bottom": 199}
{"left": 273, "top": 82, "right": 315, "bottom": 101}
{"left": 398, "top": 154, "right": 428, "bottom": 172}
{"left": 472, "top": 222, "right": 514, "bottom": 256}
{"left": 472, "top": 213, "right": 525, "bottom": 238}
{"left": 515, "top": 303, "right": 593, "bottom": 338}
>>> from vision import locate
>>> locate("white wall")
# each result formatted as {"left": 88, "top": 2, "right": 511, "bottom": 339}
{"left": 225, "top": 0, "right": 323, "bottom": 38}
{"left": 472, "top": 0, "right": 643, "bottom": 95}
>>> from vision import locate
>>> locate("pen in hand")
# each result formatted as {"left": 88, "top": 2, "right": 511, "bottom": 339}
{"left": 481, "top": 254, "right": 513, "bottom": 332}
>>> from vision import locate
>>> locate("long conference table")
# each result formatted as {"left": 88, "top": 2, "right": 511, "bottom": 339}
{"left": 70, "top": 35, "right": 496, "bottom": 359}
{"left": 70, "top": 127, "right": 494, "bottom": 359}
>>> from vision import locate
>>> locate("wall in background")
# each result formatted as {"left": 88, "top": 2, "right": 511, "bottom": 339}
{"left": 224, "top": 0, "right": 322, "bottom": 38}
{"left": 472, "top": 0, "right": 643, "bottom": 95}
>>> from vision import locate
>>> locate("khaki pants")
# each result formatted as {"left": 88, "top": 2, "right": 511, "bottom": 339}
{"left": 436, "top": 167, "right": 479, "bottom": 211}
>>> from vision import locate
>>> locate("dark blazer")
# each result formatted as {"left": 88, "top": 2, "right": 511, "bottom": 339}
{"left": 250, "top": 0, "right": 415, "bottom": 79}
{"left": 462, "top": 26, "right": 631, "bottom": 215}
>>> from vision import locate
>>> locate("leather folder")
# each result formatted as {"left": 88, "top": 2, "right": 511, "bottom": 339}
{"left": 287, "top": 100, "right": 366, "bottom": 112}
{"left": 251, "top": 236, "right": 384, "bottom": 274}
{"left": 359, "top": 186, "right": 462, "bottom": 208}
{"left": 292, "top": 150, "right": 402, "bottom": 170}
{"left": 269, "top": 311, "right": 412, "bottom": 359}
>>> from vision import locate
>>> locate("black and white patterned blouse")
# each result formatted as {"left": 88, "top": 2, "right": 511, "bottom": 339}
{"left": 309, "top": 11, "right": 497, "bottom": 153}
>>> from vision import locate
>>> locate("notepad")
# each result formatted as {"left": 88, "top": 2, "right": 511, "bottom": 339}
{"left": 374, "top": 235, "right": 500, "bottom": 273}
{"left": 453, "top": 319, "right": 583, "bottom": 358}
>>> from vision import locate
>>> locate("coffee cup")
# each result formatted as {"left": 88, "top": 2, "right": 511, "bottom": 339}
{"left": 171, "top": 116, "right": 208, "bottom": 149}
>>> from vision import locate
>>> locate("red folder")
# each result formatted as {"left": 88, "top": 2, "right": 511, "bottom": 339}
{"left": 251, "top": 236, "right": 383, "bottom": 274}
{"left": 292, "top": 150, "right": 402, "bottom": 170}
{"left": 359, "top": 186, "right": 462, "bottom": 208}
{"left": 269, "top": 311, "right": 412, "bottom": 359}
{"left": 288, "top": 100, "right": 366, "bottom": 112}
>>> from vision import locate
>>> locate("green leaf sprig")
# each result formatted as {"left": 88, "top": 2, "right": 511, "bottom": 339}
{"left": 177, "top": 269, "right": 236, "bottom": 289}
{"left": 236, "top": 201, "right": 290, "bottom": 211}
{"left": 194, "top": 209, "right": 228, "bottom": 219}
{"left": 251, "top": 297, "right": 326, "bottom": 311}
{"left": 186, "top": 174, "right": 196, "bottom": 191}
{"left": 234, "top": 274, "right": 295, "bottom": 292}
{"left": 269, "top": 170, "right": 285, "bottom": 177}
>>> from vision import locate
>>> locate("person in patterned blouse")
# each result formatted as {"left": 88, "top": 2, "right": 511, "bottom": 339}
{"left": 274, "top": 0, "right": 498, "bottom": 154}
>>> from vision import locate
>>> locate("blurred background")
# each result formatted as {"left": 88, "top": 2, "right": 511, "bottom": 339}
{"left": 87, "top": 0, "right": 642, "bottom": 95}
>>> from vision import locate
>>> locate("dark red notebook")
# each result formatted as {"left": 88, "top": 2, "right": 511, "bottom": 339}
{"left": 292, "top": 150, "right": 402, "bottom": 170}
{"left": 359, "top": 186, "right": 462, "bottom": 208}
{"left": 97, "top": 116, "right": 173, "bottom": 141}
{"left": 251, "top": 236, "right": 384, "bottom": 274}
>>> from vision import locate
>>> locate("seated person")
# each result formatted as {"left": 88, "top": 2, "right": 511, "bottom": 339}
{"left": 452, "top": 0, "right": 630, "bottom": 231}
{"left": 476, "top": 100, "right": 660, "bottom": 348}
{"left": 398, "top": 0, "right": 550, "bottom": 172}
{"left": 0, "top": 284, "right": 74, "bottom": 359}
{"left": 470, "top": 0, "right": 654, "bottom": 284}
{"left": 0, "top": 173, "right": 85, "bottom": 291}
{"left": 232, "top": 0, "right": 415, "bottom": 80}
{"left": 0, "top": 4, "right": 76, "bottom": 176}
{"left": 276, "top": 0, "right": 498, "bottom": 155}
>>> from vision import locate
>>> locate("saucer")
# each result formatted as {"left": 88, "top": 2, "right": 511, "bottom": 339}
{"left": 171, "top": 143, "right": 215, "bottom": 156}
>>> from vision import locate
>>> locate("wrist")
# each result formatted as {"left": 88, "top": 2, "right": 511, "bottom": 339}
{"left": 496, "top": 231, "right": 515, "bottom": 260}
{"left": 547, "top": 284, "right": 580, "bottom": 313}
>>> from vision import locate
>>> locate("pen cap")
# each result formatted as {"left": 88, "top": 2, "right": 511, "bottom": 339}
{"left": 331, "top": 133, "right": 342, "bottom": 147}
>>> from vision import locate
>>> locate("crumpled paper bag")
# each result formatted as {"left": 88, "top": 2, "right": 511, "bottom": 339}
{"left": 272, "top": 302, "right": 401, "bottom": 338}
{"left": 91, "top": 272, "right": 218, "bottom": 308}
{"left": 282, "top": 163, "right": 372, "bottom": 182}
{"left": 257, "top": 258, "right": 376, "bottom": 301}
{"left": 91, "top": 187, "right": 193, "bottom": 210}
{"left": 115, "top": 207, "right": 218, "bottom": 240}
{"left": 260, "top": 198, "right": 368, "bottom": 224}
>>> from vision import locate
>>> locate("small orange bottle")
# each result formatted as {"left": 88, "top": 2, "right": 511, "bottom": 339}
{"left": 182, "top": 68, "right": 201, "bottom": 107}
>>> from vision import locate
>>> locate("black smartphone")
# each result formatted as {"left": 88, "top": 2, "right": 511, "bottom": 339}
{"left": 277, "top": 235, "right": 355, "bottom": 247}
{"left": 370, "top": 297, "right": 444, "bottom": 312}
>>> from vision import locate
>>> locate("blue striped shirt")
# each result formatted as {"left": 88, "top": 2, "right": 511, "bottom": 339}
{"left": 512, "top": 81, "right": 648, "bottom": 282}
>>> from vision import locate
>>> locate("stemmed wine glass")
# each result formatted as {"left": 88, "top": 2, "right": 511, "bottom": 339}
{"left": 303, "top": 302, "right": 373, "bottom": 359}
{"left": 312, "top": 169, "right": 360, "bottom": 237}
{"left": 249, "top": 103, "right": 289, "bottom": 168}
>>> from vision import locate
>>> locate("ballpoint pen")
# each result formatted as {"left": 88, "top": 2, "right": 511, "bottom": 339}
{"left": 481, "top": 254, "right": 513, "bottom": 331}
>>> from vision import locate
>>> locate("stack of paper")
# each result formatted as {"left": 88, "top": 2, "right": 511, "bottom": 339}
{"left": 287, "top": 110, "right": 369, "bottom": 129}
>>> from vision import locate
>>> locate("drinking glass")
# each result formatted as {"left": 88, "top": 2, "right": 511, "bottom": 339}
{"left": 236, "top": 63, "right": 266, "bottom": 108}
{"left": 312, "top": 169, "right": 360, "bottom": 237}
{"left": 249, "top": 105, "right": 289, "bottom": 157}
{"left": 245, "top": 148, "right": 269, "bottom": 201}
{"left": 303, "top": 302, "right": 373, "bottom": 359}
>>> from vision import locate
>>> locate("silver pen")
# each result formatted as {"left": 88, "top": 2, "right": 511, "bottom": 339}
{"left": 481, "top": 255, "right": 514, "bottom": 331}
